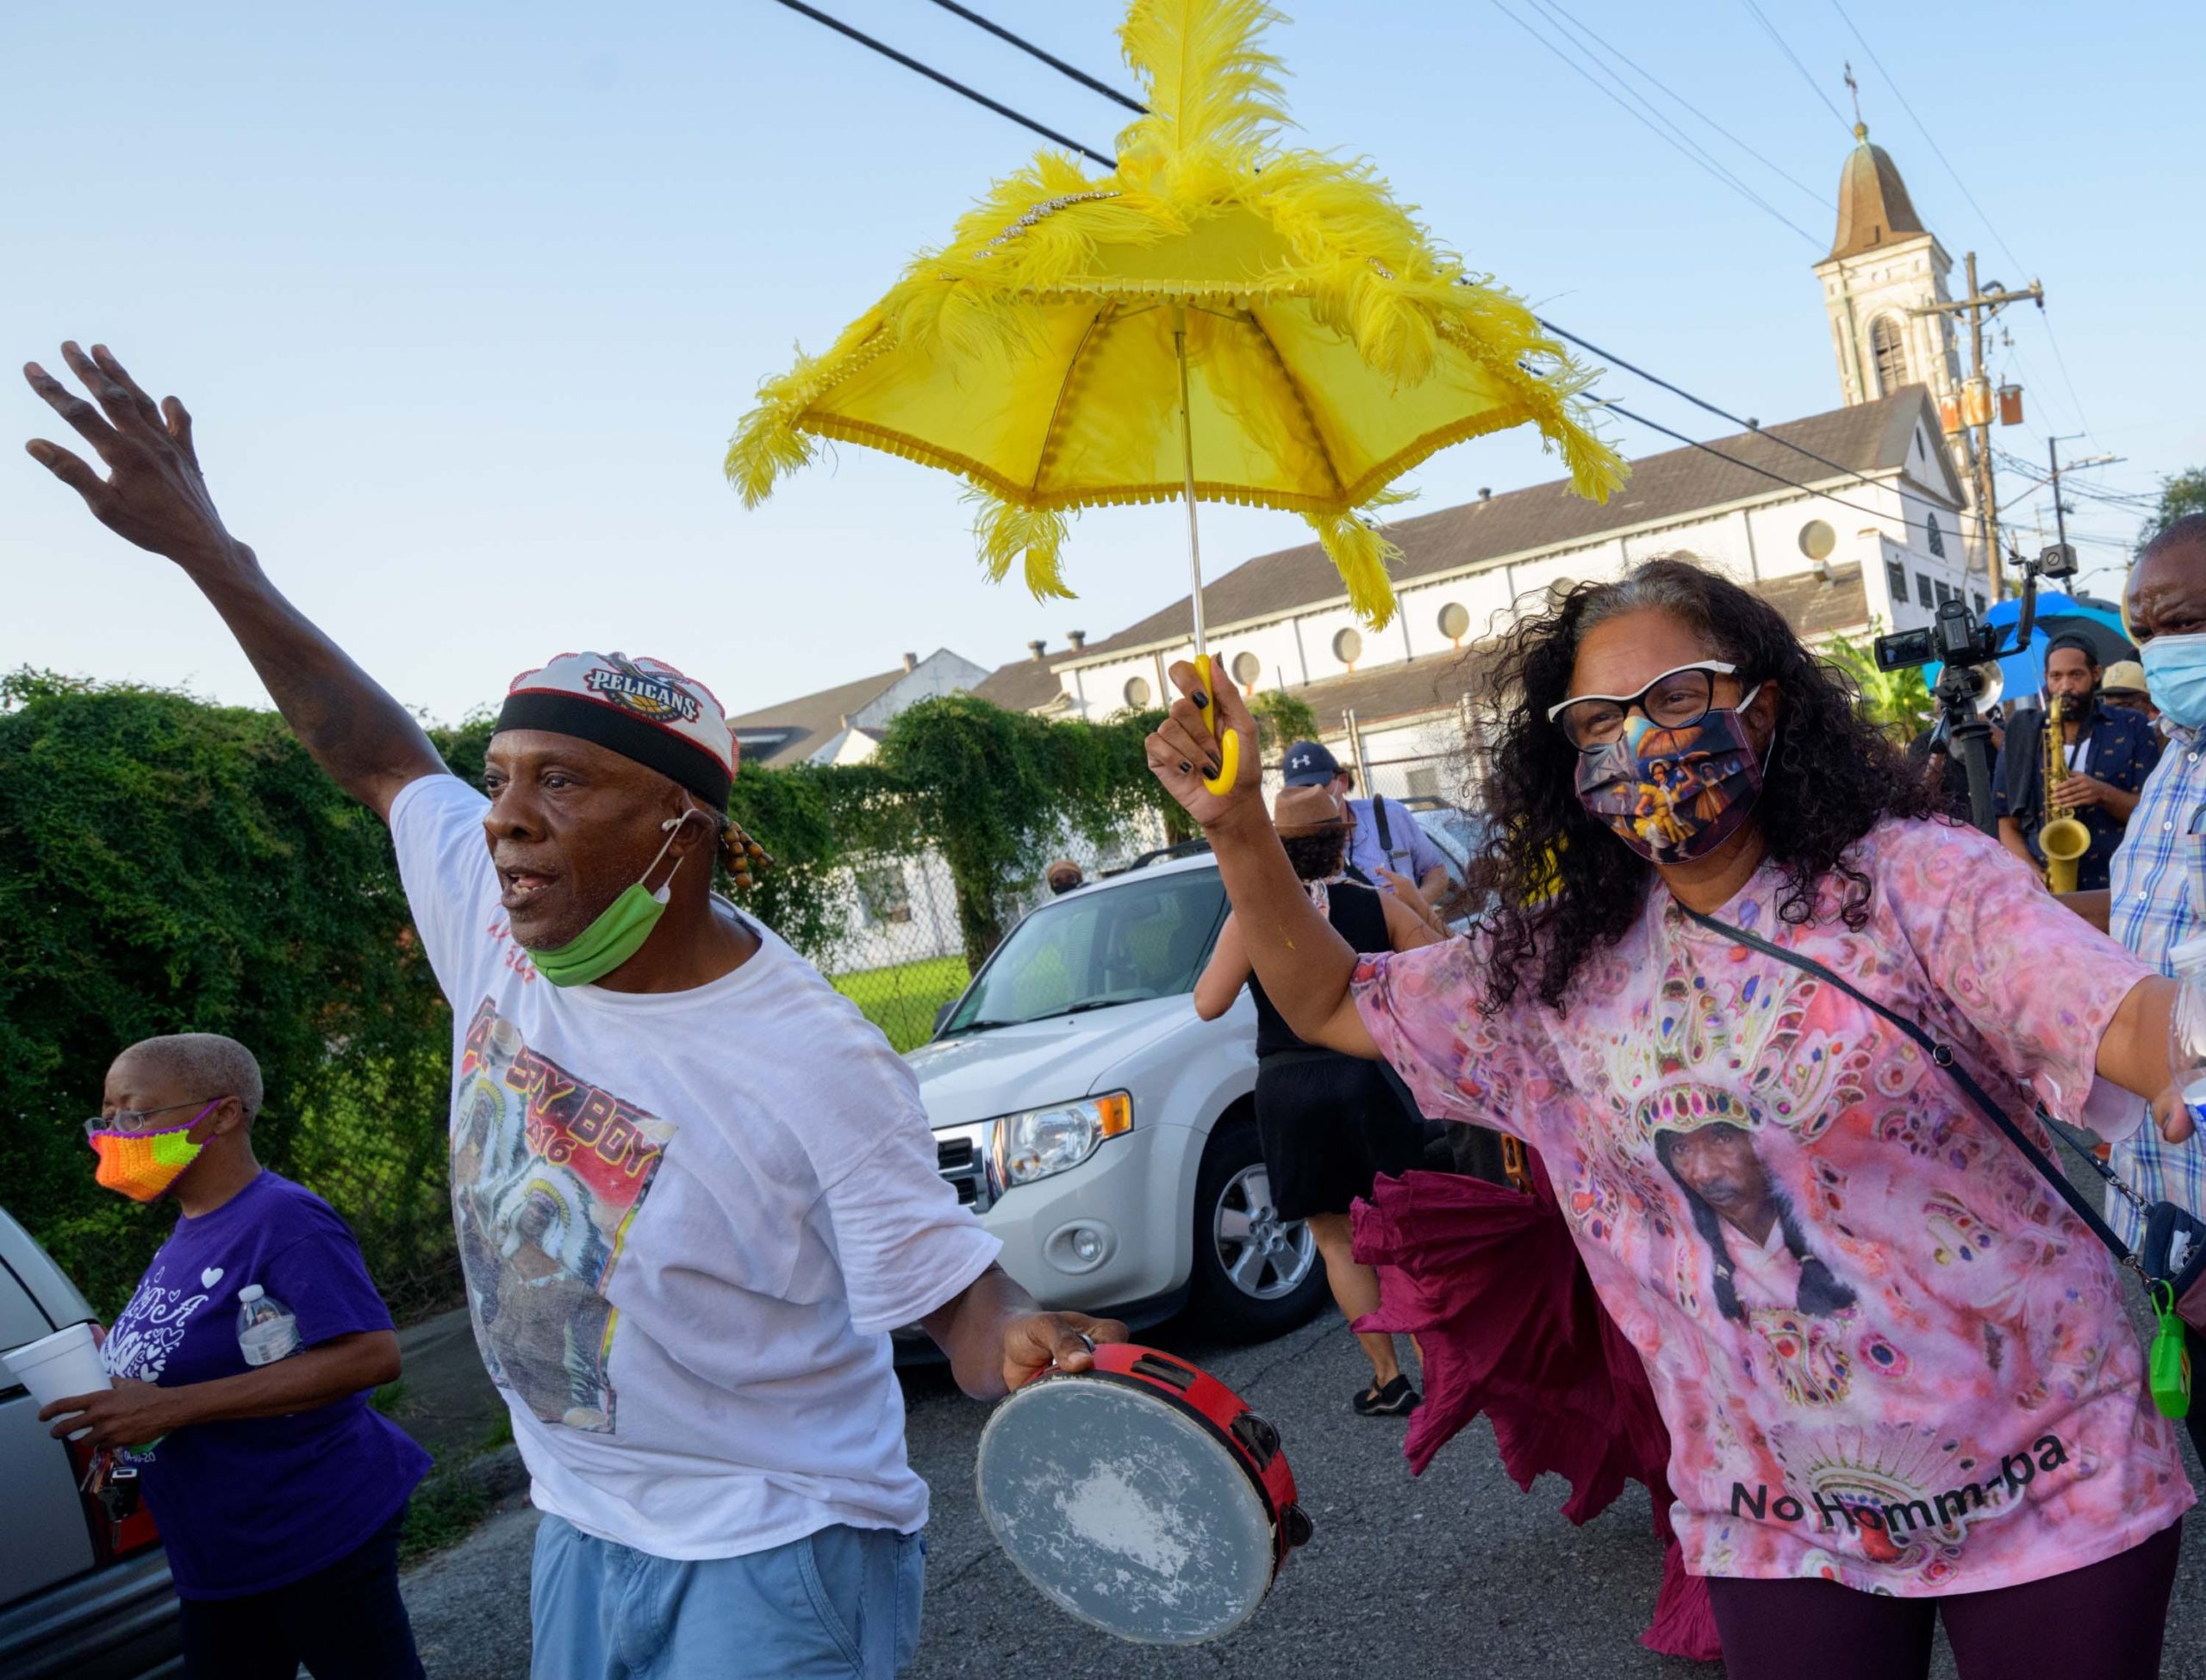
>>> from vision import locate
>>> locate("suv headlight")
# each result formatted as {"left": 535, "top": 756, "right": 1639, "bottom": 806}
{"left": 991, "top": 1092, "right": 1133, "bottom": 1190}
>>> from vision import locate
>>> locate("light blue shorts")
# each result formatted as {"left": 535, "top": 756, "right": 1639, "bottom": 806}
{"left": 529, "top": 1515, "right": 925, "bottom": 1678}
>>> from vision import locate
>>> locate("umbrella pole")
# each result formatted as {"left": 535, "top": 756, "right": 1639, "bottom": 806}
{"left": 1172, "top": 312, "right": 1207, "bottom": 664}
{"left": 1173, "top": 310, "right": 1240, "bottom": 796}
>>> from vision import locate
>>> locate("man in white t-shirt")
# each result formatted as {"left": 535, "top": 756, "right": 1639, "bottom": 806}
{"left": 26, "top": 344, "right": 1125, "bottom": 1677}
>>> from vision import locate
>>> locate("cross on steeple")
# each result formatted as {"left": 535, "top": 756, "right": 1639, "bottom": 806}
{"left": 1844, "top": 61, "right": 1866, "bottom": 139}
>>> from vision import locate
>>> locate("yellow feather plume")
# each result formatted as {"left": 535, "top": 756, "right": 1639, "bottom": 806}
{"left": 1306, "top": 507, "right": 1402, "bottom": 630}
{"left": 969, "top": 491, "right": 1075, "bottom": 602}
{"left": 1117, "top": 0, "right": 1289, "bottom": 170}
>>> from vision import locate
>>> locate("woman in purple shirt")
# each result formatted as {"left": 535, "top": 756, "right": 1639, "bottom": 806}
{"left": 41, "top": 1033, "right": 431, "bottom": 1680}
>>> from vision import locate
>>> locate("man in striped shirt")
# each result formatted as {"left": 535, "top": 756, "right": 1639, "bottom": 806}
{"left": 2103, "top": 513, "right": 2206, "bottom": 1463}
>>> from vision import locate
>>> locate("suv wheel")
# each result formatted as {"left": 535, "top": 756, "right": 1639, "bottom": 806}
{"left": 1188, "top": 1117, "right": 1327, "bottom": 1341}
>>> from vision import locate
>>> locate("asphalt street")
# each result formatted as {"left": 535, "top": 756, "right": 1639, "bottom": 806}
{"left": 402, "top": 1294, "right": 2206, "bottom": 1678}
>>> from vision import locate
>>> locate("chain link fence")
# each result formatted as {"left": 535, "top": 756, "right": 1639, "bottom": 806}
{"left": 821, "top": 813, "right": 1175, "bottom": 1051}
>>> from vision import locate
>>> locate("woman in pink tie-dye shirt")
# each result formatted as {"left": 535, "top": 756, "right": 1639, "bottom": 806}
{"left": 1144, "top": 557, "right": 2195, "bottom": 1680}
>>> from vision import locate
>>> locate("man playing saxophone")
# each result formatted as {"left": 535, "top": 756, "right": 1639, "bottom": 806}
{"left": 1993, "top": 634, "right": 2160, "bottom": 890}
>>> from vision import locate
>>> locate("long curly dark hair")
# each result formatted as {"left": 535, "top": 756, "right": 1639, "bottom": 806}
{"left": 1472, "top": 556, "right": 1940, "bottom": 1012}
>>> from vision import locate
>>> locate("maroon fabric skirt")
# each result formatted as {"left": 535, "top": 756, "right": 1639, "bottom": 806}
{"left": 1351, "top": 1151, "right": 1722, "bottom": 1664}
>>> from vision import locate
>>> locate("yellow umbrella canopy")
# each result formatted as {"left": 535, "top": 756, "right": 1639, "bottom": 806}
{"left": 729, "top": 0, "right": 1626, "bottom": 634}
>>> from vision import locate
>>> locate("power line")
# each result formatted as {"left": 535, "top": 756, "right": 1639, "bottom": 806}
{"left": 921, "top": 1, "right": 1146, "bottom": 115}
{"left": 1736, "top": 0, "right": 1853, "bottom": 135}
{"left": 1525, "top": 0, "right": 1832, "bottom": 209}
{"left": 1532, "top": 318, "right": 1916, "bottom": 513}
{"left": 1598, "top": 400, "right": 1969, "bottom": 549}
{"left": 765, "top": 0, "right": 1116, "bottom": 166}
{"left": 1487, "top": 0, "right": 1821, "bottom": 245}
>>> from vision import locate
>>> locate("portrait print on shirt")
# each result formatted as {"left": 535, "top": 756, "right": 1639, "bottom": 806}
{"left": 453, "top": 999, "right": 676, "bottom": 1433}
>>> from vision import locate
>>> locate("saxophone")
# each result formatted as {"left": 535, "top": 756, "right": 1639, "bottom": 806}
{"left": 2039, "top": 694, "right": 2091, "bottom": 893}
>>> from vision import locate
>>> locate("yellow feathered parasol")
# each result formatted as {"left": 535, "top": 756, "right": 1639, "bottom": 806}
{"left": 731, "top": 0, "right": 1626, "bottom": 789}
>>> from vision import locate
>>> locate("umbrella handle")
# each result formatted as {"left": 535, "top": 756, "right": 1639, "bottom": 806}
{"left": 1193, "top": 653, "right": 1243, "bottom": 797}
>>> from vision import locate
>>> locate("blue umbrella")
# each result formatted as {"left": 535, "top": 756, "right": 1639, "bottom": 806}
{"left": 1929, "top": 588, "right": 2134, "bottom": 700}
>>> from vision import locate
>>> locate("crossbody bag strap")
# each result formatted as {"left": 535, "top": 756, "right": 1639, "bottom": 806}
{"left": 1679, "top": 905, "right": 2142, "bottom": 1274}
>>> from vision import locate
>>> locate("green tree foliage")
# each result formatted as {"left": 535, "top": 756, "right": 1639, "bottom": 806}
{"left": 1823, "top": 631, "right": 1935, "bottom": 742}
{"left": 0, "top": 673, "right": 1177, "bottom": 1310}
{"left": 2146, "top": 468, "right": 2206, "bottom": 542}
{"left": 0, "top": 670, "right": 459, "bottom": 1315}
{"left": 1248, "top": 688, "right": 1319, "bottom": 756}
{"left": 872, "top": 694, "right": 1173, "bottom": 967}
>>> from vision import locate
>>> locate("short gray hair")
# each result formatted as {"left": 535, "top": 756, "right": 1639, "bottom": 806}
{"left": 115, "top": 1033, "right": 265, "bottom": 1122}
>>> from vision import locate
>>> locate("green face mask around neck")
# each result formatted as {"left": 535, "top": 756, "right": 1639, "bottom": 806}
{"left": 527, "top": 815, "right": 696, "bottom": 988}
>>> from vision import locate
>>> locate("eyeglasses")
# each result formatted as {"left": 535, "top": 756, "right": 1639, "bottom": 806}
{"left": 83, "top": 1098, "right": 227, "bottom": 1139}
{"left": 1547, "top": 662, "right": 1741, "bottom": 752}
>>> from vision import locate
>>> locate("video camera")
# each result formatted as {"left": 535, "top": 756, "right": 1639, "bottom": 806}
{"left": 1866, "top": 542, "right": 2080, "bottom": 837}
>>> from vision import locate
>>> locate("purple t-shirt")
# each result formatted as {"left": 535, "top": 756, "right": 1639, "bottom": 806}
{"left": 102, "top": 1171, "right": 432, "bottom": 1599}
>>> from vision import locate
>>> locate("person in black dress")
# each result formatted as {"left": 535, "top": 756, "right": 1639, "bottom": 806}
{"left": 1195, "top": 784, "right": 1441, "bottom": 1415}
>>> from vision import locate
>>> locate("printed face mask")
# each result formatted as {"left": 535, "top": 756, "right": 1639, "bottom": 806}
{"left": 2141, "top": 632, "right": 2206, "bottom": 730}
{"left": 528, "top": 813, "right": 695, "bottom": 988}
{"left": 89, "top": 1104, "right": 219, "bottom": 1202}
{"left": 1573, "top": 688, "right": 1767, "bottom": 865}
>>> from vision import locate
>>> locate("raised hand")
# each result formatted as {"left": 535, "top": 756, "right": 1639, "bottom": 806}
{"left": 24, "top": 343, "right": 240, "bottom": 572}
{"left": 1145, "top": 656, "right": 1263, "bottom": 830}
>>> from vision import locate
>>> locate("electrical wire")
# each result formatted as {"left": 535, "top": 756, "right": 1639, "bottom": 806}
{"left": 921, "top": 1, "right": 1146, "bottom": 115}
{"left": 1736, "top": 0, "right": 1854, "bottom": 135}
{"left": 1524, "top": 0, "right": 1832, "bottom": 209}
{"left": 1598, "top": 400, "right": 1974, "bottom": 549}
{"left": 1487, "top": 0, "right": 1821, "bottom": 246}
{"left": 1507, "top": 0, "right": 1804, "bottom": 221}
{"left": 765, "top": 0, "right": 1116, "bottom": 166}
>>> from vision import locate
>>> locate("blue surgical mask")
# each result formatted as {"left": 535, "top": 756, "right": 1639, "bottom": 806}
{"left": 2141, "top": 633, "right": 2206, "bottom": 730}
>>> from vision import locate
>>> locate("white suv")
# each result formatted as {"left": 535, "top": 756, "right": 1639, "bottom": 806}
{"left": 905, "top": 849, "right": 1329, "bottom": 1342}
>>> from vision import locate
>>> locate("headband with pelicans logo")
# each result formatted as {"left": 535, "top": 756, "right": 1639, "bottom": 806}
{"left": 494, "top": 651, "right": 737, "bottom": 808}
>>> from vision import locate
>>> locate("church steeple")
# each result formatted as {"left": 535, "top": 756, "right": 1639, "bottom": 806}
{"left": 1812, "top": 104, "right": 1959, "bottom": 412}
{"left": 1827, "top": 124, "right": 1929, "bottom": 262}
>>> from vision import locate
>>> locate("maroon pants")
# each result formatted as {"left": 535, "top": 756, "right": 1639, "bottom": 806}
{"left": 1705, "top": 1520, "right": 2182, "bottom": 1680}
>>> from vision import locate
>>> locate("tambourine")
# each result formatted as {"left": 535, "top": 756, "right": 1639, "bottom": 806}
{"left": 975, "top": 1341, "right": 1312, "bottom": 1645}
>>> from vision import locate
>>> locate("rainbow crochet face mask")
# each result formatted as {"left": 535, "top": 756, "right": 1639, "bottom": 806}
{"left": 89, "top": 1105, "right": 217, "bottom": 1202}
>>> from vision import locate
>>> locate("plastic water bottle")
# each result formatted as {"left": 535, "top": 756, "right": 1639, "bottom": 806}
{"left": 2168, "top": 934, "right": 2206, "bottom": 1136}
{"left": 236, "top": 1284, "right": 301, "bottom": 1366}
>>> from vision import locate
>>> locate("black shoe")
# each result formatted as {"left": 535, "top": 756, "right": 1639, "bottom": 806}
{"left": 1353, "top": 1374, "right": 1420, "bottom": 1416}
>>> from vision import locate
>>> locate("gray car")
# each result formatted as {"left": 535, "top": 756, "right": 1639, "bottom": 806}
{"left": 0, "top": 1204, "right": 182, "bottom": 1679}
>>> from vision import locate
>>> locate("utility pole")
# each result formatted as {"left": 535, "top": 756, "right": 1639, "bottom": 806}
{"left": 2005, "top": 436, "right": 2122, "bottom": 576}
{"left": 1911, "top": 253, "right": 2042, "bottom": 602}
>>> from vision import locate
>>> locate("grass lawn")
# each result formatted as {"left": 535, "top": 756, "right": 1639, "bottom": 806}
{"left": 832, "top": 952, "right": 971, "bottom": 1052}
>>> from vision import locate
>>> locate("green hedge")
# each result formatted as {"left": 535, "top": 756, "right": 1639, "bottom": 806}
{"left": 0, "top": 670, "right": 1175, "bottom": 1317}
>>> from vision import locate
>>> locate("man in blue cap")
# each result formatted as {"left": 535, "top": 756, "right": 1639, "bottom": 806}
{"left": 1281, "top": 739, "right": 1449, "bottom": 908}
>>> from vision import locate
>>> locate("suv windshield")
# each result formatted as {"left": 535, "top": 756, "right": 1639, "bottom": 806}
{"left": 942, "top": 868, "right": 1228, "bottom": 1034}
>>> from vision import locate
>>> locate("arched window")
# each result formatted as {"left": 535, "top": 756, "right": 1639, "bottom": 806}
{"left": 1436, "top": 601, "right": 1470, "bottom": 642}
{"left": 1925, "top": 513, "right": 1946, "bottom": 558}
{"left": 1331, "top": 628, "right": 1363, "bottom": 666}
{"left": 1869, "top": 316, "right": 1909, "bottom": 396}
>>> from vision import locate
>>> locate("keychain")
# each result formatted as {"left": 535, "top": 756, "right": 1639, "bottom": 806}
{"left": 2147, "top": 1280, "right": 2192, "bottom": 1419}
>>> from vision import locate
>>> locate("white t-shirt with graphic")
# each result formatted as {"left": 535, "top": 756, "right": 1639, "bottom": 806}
{"left": 390, "top": 774, "right": 1000, "bottom": 1560}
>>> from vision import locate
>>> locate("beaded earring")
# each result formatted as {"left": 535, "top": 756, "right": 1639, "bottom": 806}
{"left": 719, "top": 818, "right": 773, "bottom": 890}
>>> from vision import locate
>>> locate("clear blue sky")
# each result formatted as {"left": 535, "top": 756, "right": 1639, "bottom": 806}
{"left": 5, "top": 0, "right": 2197, "bottom": 724}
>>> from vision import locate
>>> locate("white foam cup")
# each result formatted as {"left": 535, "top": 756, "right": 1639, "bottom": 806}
{"left": 4, "top": 1322, "right": 111, "bottom": 1439}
